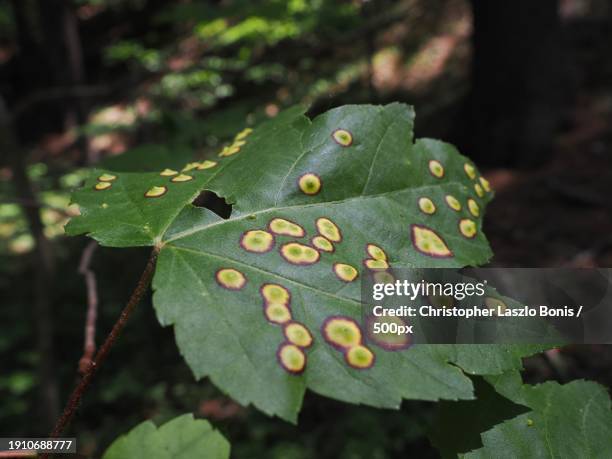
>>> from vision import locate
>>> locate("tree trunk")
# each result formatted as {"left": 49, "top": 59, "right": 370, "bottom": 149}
{"left": 459, "top": 0, "right": 567, "bottom": 167}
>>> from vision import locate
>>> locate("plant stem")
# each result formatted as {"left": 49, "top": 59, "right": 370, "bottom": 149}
{"left": 78, "top": 241, "right": 99, "bottom": 375}
{"left": 46, "top": 246, "right": 160, "bottom": 444}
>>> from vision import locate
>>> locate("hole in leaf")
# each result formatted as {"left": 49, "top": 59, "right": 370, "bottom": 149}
{"left": 192, "top": 191, "right": 232, "bottom": 219}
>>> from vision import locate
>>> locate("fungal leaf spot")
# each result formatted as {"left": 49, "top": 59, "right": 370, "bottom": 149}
{"left": 219, "top": 145, "right": 238, "bottom": 157}
{"left": 316, "top": 217, "right": 342, "bottom": 242}
{"left": 322, "top": 317, "right": 362, "bottom": 350}
{"left": 474, "top": 183, "right": 484, "bottom": 198}
{"left": 464, "top": 163, "right": 476, "bottom": 180}
{"left": 418, "top": 197, "right": 436, "bottom": 215}
{"left": 479, "top": 176, "right": 491, "bottom": 192}
{"left": 268, "top": 218, "right": 305, "bottom": 237}
{"left": 98, "top": 174, "right": 117, "bottom": 182}
{"left": 459, "top": 219, "right": 477, "bottom": 238}
{"left": 311, "top": 235, "right": 334, "bottom": 253}
{"left": 144, "top": 186, "right": 167, "bottom": 198}
{"left": 366, "top": 244, "right": 387, "bottom": 261}
{"left": 182, "top": 162, "right": 200, "bottom": 172}
{"left": 277, "top": 343, "right": 306, "bottom": 374}
{"left": 366, "top": 316, "right": 412, "bottom": 351}
{"left": 298, "top": 173, "right": 321, "bottom": 195}
{"left": 468, "top": 198, "right": 480, "bottom": 217}
{"left": 261, "top": 283, "right": 290, "bottom": 306}
{"left": 428, "top": 160, "right": 444, "bottom": 178}
{"left": 197, "top": 160, "right": 217, "bottom": 170}
{"left": 171, "top": 174, "right": 194, "bottom": 183}
{"left": 411, "top": 224, "right": 453, "bottom": 258}
{"left": 160, "top": 168, "right": 178, "bottom": 177}
{"left": 332, "top": 128, "right": 353, "bottom": 147}
{"left": 345, "top": 345, "right": 375, "bottom": 369}
{"left": 240, "top": 230, "right": 274, "bottom": 253}
{"left": 445, "top": 195, "right": 461, "bottom": 211}
{"left": 235, "top": 127, "right": 253, "bottom": 141}
{"left": 94, "top": 182, "right": 112, "bottom": 191}
{"left": 215, "top": 268, "right": 247, "bottom": 290}
{"left": 333, "top": 263, "right": 358, "bottom": 282}
{"left": 364, "top": 259, "right": 389, "bottom": 270}
{"left": 284, "top": 322, "right": 313, "bottom": 348}
{"left": 280, "top": 242, "right": 320, "bottom": 265}
{"left": 264, "top": 303, "right": 292, "bottom": 324}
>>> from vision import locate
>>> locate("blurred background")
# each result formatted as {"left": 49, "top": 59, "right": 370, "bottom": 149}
{"left": 1, "top": 0, "right": 611, "bottom": 457}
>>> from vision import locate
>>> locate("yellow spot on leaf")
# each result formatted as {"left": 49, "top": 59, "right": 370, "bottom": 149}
{"left": 94, "top": 182, "right": 112, "bottom": 191}
{"left": 182, "top": 162, "right": 200, "bottom": 172}
{"left": 459, "top": 219, "right": 477, "bottom": 238}
{"left": 261, "top": 283, "right": 290, "bottom": 305}
{"left": 312, "top": 235, "right": 334, "bottom": 252}
{"left": 240, "top": 230, "right": 274, "bottom": 253}
{"left": 445, "top": 195, "right": 462, "bottom": 211}
{"left": 284, "top": 322, "right": 313, "bottom": 348}
{"left": 418, "top": 197, "right": 436, "bottom": 215}
{"left": 474, "top": 183, "right": 484, "bottom": 198}
{"left": 345, "top": 345, "right": 375, "bottom": 369}
{"left": 332, "top": 128, "right": 353, "bottom": 147}
{"left": 219, "top": 145, "right": 241, "bottom": 157}
{"left": 264, "top": 303, "right": 292, "bottom": 324}
{"left": 411, "top": 224, "right": 453, "bottom": 258}
{"left": 98, "top": 174, "right": 117, "bottom": 182}
{"left": 316, "top": 217, "right": 342, "bottom": 242}
{"left": 160, "top": 169, "right": 178, "bottom": 176}
{"left": 235, "top": 127, "right": 253, "bottom": 141}
{"left": 322, "top": 317, "right": 362, "bottom": 349}
{"left": 364, "top": 259, "right": 389, "bottom": 270}
{"left": 464, "top": 163, "right": 477, "bottom": 180}
{"left": 280, "top": 242, "right": 320, "bottom": 265}
{"left": 277, "top": 343, "right": 306, "bottom": 374}
{"left": 298, "top": 173, "right": 322, "bottom": 195}
{"left": 268, "top": 218, "right": 305, "bottom": 237}
{"left": 429, "top": 160, "right": 445, "bottom": 178}
{"left": 479, "top": 176, "right": 491, "bottom": 192}
{"left": 366, "top": 244, "right": 387, "bottom": 261}
{"left": 144, "top": 186, "right": 167, "bottom": 198}
{"left": 333, "top": 263, "right": 358, "bottom": 282}
{"left": 468, "top": 198, "right": 480, "bottom": 217}
{"left": 366, "top": 316, "right": 411, "bottom": 350}
{"left": 215, "top": 268, "right": 247, "bottom": 290}
{"left": 171, "top": 174, "right": 194, "bottom": 183}
{"left": 197, "top": 160, "right": 217, "bottom": 170}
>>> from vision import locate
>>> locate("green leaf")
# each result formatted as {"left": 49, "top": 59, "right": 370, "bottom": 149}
{"left": 463, "top": 371, "right": 612, "bottom": 458}
{"left": 429, "top": 376, "right": 528, "bottom": 458}
{"left": 67, "top": 103, "right": 546, "bottom": 421}
{"left": 102, "top": 414, "right": 230, "bottom": 459}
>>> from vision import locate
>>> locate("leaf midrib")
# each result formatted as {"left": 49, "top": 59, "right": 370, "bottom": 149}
{"left": 163, "top": 180, "right": 473, "bottom": 244}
